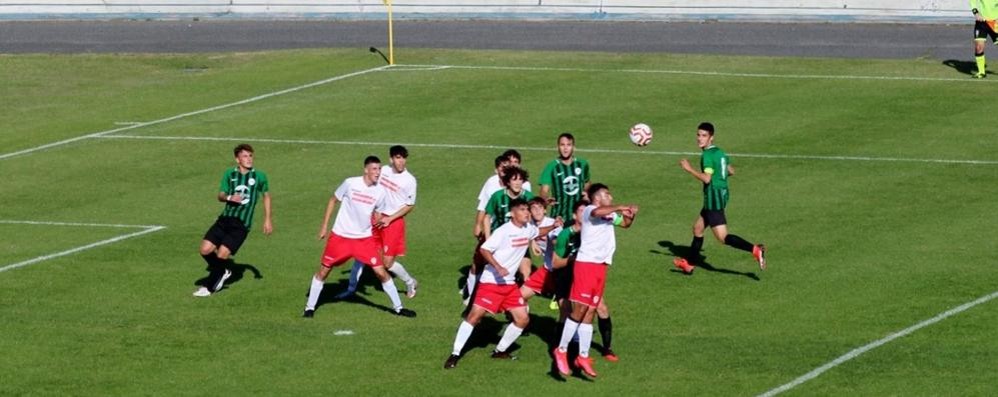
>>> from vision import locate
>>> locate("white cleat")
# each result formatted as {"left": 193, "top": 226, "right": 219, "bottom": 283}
{"left": 193, "top": 287, "right": 212, "bottom": 297}
{"left": 406, "top": 279, "right": 418, "bottom": 299}
{"left": 212, "top": 269, "right": 232, "bottom": 293}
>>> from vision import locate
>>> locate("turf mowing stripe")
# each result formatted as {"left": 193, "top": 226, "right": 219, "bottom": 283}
{"left": 0, "top": 220, "right": 162, "bottom": 229}
{"left": 757, "top": 290, "right": 998, "bottom": 397}
{"left": 395, "top": 64, "right": 998, "bottom": 83}
{"left": 0, "top": 65, "right": 391, "bottom": 162}
{"left": 99, "top": 135, "right": 998, "bottom": 166}
{"left": 0, "top": 225, "right": 166, "bottom": 274}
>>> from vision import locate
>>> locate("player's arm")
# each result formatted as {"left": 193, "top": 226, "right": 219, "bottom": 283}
{"left": 380, "top": 204, "right": 414, "bottom": 228}
{"left": 261, "top": 192, "right": 273, "bottom": 235}
{"left": 539, "top": 184, "right": 552, "bottom": 202}
{"left": 591, "top": 205, "right": 639, "bottom": 228}
{"left": 679, "top": 158, "right": 712, "bottom": 184}
{"left": 481, "top": 213, "right": 494, "bottom": 240}
{"left": 551, "top": 234, "right": 571, "bottom": 269}
{"left": 318, "top": 195, "right": 338, "bottom": 240}
{"left": 479, "top": 246, "right": 509, "bottom": 278}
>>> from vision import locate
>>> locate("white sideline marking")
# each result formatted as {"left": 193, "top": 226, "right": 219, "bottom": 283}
{"left": 99, "top": 134, "right": 998, "bottom": 166}
{"left": 0, "top": 65, "right": 391, "bottom": 161}
{"left": 399, "top": 63, "right": 998, "bottom": 83}
{"left": 758, "top": 290, "right": 998, "bottom": 397}
{"left": 0, "top": 222, "right": 166, "bottom": 273}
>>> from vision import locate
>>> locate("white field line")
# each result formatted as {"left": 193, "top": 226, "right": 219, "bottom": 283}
{"left": 99, "top": 134, "right": 998, "bottom": 166}
{"left": 0, "top": 222, "right": 166, "bottom": 274}
{"left": 758, "top": 290, "right": 998, "bottom": 397}
{"left": 0, "top": 65, "right": 391, "bottom": 161}
{"left": 0, "top": 220, "right": 162, "bottom": 229}
{"left": 398, "top": 63, "right": 998, "bottom": 83}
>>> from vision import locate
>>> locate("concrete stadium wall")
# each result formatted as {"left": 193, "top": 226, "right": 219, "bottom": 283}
{"left": 0, "top": 0, "right": 971, "bottom": 23}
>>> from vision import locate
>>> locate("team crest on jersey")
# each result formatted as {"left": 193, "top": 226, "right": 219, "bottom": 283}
{"left": 561, "top": 175, "right": 580, "bottom": 195}
{"left": 248, "top": 178, "right": 256, "bottom": 186}
{"left": 574, "top": 167, "right": 582, "bottom": 175}
{"left": 234, "top": 185, "right": 251, "bottom": 205}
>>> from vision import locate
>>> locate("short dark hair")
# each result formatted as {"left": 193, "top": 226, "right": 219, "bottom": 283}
{"left": 233, "top": 143, "right": 254, "bottom": 157}
{"left": 494, "top": 155, "right": 506, "bottom": 168}
{"left": 502, "top": 149, "right": 522, "bottom": 163}
{"left": 508, "top": 198, "right": 529, "bottom": 210}
{"left": 528, "top": 196, "right": 548, "bottom": 209}
{"left": 558, "top": 132, "right": 575, "bottom": 144}
{"left": 698, "top": 122, "right": 715, "bottom": 135}
{"left": 501, "top": 166, "right": 528, "bottom": 186}
{"left": 364, "top": 155, "right": 381, "bottom": 166}
{"left": 587, "top": 183, "right": 608, "bottom": 200}
{"left": 389, "top": 145, "right": 408, "bottom": 158}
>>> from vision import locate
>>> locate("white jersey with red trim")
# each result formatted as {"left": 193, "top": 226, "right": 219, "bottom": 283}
{"left": 534, "top": 216, "right": 559, "bottom": 270}
{"left": 476, "top": 173, "right": 533, "bottom": 212}
{"left": 575, "top": 205, "right": 618, "bottom": 265}
{"left": 480, "top": 221, "right": 539, "bottom": 285}
{"left": 331, "top": 176, "right": 387, "bottom": 238}
{"left": 378, "top": 165, "right": 417, "bottom": 215}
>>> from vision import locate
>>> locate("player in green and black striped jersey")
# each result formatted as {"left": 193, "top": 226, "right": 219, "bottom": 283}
{"left": 483, "top": 166, "right": 534, "bottom": 238}
{"left": 674, "top": 122, "right": 766, "bottom": 275}
{"left": 539, "top": 132, "right": 591, "bottom": 222}
{"left": 194, "top": 144, "right": 273, "bottom": 297}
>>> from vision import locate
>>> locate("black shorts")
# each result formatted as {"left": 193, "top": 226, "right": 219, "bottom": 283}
{"left": 700, "top": 208, "right": 727, "bottom": 227}
{"left": 975, "top": 20, "right": 998, "bottom": 43}
{"left": 203, "top": 216, "right": 249, "bottom": 255}
{"left": 553, "top": 258, "right": 575, "bottom": 299}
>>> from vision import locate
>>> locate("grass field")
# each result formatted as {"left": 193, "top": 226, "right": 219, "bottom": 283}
{"left": 2, "top": 48, "right": 997, "bottom": 396}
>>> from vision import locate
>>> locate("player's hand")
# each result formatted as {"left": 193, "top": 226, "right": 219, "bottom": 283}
{"left": 230, "top": 194, "right": 245, "bottom": 204}
{"left": 318, "top": 227, "right": 328, "bottom": 240}
{"left": 494, "top": 265, "right": 509, "bottom": 278}
{"left": 262, "top": 219, "right": 273, "bottom": 236}
{"left": 532, "top": 245, "right": 542, "bottom": 256}
{"left": 553, "top": 217, "right": 564, "bottom": 228}
{"left": 679, "top": 158, "right": 693, "bottom": 172}
{"left": 473, "top": 224, "right": 482, "bottom": 238}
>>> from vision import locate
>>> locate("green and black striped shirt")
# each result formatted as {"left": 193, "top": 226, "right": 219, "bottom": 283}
{"left": 700, "top": 145, "right": 729, "bottom": 211}
{"left": 538, "top": 157, "right": 590, "bottom": 221}
{"left": 218, "top": 167, "right": 269, "bottom": 228}
{"left": 484, "top": 189, "right": 535, "bottom": 232}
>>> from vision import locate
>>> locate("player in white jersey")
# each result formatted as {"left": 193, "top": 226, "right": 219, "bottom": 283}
{"left": 445, "top": 198, "right": 539, "bottom": 369}
{"left": 338, "top": 146, "right": 419, "bottom": 299}
{"left": 302, "top": 156, "right": 415, "bottom": 319}
{"left": 521, "top": 197, "right": 564, "bottom": 302}
{"left": 552, "top": 183, "right": 637, "bottom": 378}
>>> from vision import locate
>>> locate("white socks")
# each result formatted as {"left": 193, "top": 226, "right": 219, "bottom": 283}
{"left": 452, "top": 321, "right": 475, "bottom": 356}
{"left": 495, "top": 324, "right": 524, "bottom": 353}
{"left": 466, "top": 273, "right": 478, "bottom": 295}
{"left": 389, "top": 261, "right": 414, "bottom": 285}
{"left": 558, "top": 318, "right": 581, "bottom": 351}
{"left": 382, "top": 280, "right": 403, "bottom": 310}
{"left": 577, "top": 323, "right": 594, "bottom": 358}
{"left": 305, "top": 276, "right": 324, "bottom": 310}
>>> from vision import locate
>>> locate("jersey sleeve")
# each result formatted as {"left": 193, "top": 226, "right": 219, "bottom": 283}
{"left": 257, "top": 171, "right": 269, "bottom": 193}
{"left": 334, "top": 179, "right": 350, "bottom": 201}
{"left": 554, "top": 228, "right": 573, "bottom": 258}
{"left": 484, "top": 191, "right": 499, "bottom": 218}
{"left": 481, "top": 225, "right": 505, "bottom": 253}
{"left": 476, "top": 182, "right": 491, "bottom": 212}
{"left": 218, "top": 169, "right": 232, "bottom": 194}
{"left": 702, "top": 151, "right": 716, "bottom": 175}
{"left": 581, "top": 159, "right": 591, "bottom": 183}
{"left": 538, "top": 161, "right": 555, "bottom": 186}
{"left": 404, "top": 178, "right": 416, "bottom": 205}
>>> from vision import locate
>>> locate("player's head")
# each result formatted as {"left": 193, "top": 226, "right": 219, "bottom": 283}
{"left": 508, "top": 198, "right": 530, "bottom": 226}
{"left": 233, "top": 143, "right": 254, "bottom": 169}
{"left": 588, "top": 183, "right": 611, "bottom": 206}
{"left": 501, "top": 166, "right": 528, "bottom": 193}
{"left": 569, "top": 199, "right": 590, "bottom": 227}
{"left": 528, "top": 197, "right": 548, "bottom": 223}
{"left": 389, "top": 145, "right": 408, "bottom": 173}
{"left": 494, "top": 155, "right": 507, "bottom": 171}
{"left": 502, "top": 149, "right": 523, "bottom": 167}
{"left": 363, "top": 155, "right": 382, "bottom": 185}
{"left": 557, "top": 133, "right": 575, "bottom": 160}
{"left": 696, "top": 122, "right": 715, "bottom": 149}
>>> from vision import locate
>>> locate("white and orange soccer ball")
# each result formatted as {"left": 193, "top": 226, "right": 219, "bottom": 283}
{"left": 629, "top": 123, "right": 653, "bottom": 146}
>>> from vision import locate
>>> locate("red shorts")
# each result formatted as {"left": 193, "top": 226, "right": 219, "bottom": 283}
{"left": 377, "top": 216, "right": 406, "bottom": 257}
{"left": 523, "top": 267, "right": 556, "bottom": 295}
{"left": 473, "top": 283, "right": 526, "bottom": 314}
{"left": 320, "top": 232, "right": 383, "bottom": 268}
{"left": 569, "top": 261, "right": 607, "bottom": 308}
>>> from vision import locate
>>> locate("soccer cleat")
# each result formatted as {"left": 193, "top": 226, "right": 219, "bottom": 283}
{"left": 491, "top": 350, "right": 515, "bottom": 360}
{"left": 302, "top": 309, "right": 315, "bottom": 318}
{"left": 753, "top": 244, "right": 767, "bottom": 270}
{"left": 406, "top": 279, "right": 418, "bottom": 299}
{"left": 553, "top": 347, "right": 570, "bottom": 375}
{"left": 212, "top": 269, "right": 232, "bottom": 293}
{"left": 672, "top": 257, "right": 695, "bottom": 274}
{"left": 602, "top": 348, "right": 619, "bottom": 363}
{"left": 192, "top": 287, "right": 212, "bottom": 297}
{"left": 574, "top": 356, "right": 598, "bottom": 377}
{"left": 972, "top": 71, "right": 986, "bottom": 79}
{"left": 394, "top": 307, "right": 417, "bottom": 318}
{"left": 333, "top": 289, "right": 356, "bottom": 300}
{"left": 444, "top": 354, "right": 460, "bottom": 369}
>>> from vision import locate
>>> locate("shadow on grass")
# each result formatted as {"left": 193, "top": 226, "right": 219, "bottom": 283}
{"left": 653, "top": 240, "right": 759, "bottom": 281}
{"left": 195, "top": 260, "right": 263, "bottom": 291}
{"left": 942, "top": 59, "right": 980, "bottom": 76}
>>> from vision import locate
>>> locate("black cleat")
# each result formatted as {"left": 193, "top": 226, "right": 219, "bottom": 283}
{"left": 491, "top": 350, "right": 515, "bottom": 360}
{"left": 444, "top": 354, "right": 460, "bottom": 369}
{"left": 302, "top": 309, "right": 315, "bottom": 318}
{"left": 394, "top": 308, "right": 417, "bottom": 318}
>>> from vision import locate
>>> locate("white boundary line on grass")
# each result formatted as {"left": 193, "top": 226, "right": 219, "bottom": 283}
{"left": 0, "top": 65, "right": 391, "bottom": 161}
{"left": 0, "top": 220, "right": 166, "bottom": 274}
{"left": 395, "top": 63, "right": 998, "bottom": 83}
{"left": 99, "top": 134, "right": 998, "bottom": 166}
{"left": 758, "top": 289, "right": 998, "bottom": 397}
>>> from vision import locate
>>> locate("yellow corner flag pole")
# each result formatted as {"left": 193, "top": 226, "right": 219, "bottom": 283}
{"left": 384, "top": 0, "right": 395, "bottom": 65}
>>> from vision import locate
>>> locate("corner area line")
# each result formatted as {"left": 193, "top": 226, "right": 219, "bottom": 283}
{"left": 757, "top": 290, "right": 998, "bottom": 397}
{"left": 0, "top": 225, "right": 166, "bottom": 274}
{"left": 0, "top": 65, "right": 392, "bottom": 161}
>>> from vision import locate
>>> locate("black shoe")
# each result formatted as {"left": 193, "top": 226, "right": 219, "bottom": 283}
{"left": 302, "top": 309, "right": 315, "bottom": 318}
{"left": 394, "top": 307, "right": 416, "bottom": 318}
{"left": 444, "top": 354, "right": 460, "bottom": 369}
{"left": 491, "top": 350, "right": 515, "bottom": 360}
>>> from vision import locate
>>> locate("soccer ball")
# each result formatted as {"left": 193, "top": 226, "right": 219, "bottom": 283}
{"left": 629, "top": 123, "right": 653, "bottom": 146}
